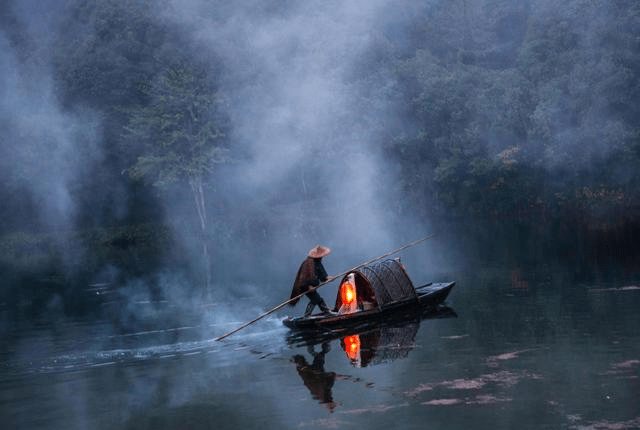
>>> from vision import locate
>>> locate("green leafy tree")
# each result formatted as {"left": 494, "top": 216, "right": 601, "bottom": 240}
{"left": 125, "top": 63, "right": 227, "bottom": 291}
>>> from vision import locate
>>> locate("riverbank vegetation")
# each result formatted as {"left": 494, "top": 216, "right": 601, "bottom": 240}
{"left": 1, "top": 0, "right": 639, "bottom": 315}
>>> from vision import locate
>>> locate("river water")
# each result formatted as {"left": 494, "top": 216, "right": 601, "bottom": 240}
{"left": 2, "top": 264, "right": 640, "bottom": 430}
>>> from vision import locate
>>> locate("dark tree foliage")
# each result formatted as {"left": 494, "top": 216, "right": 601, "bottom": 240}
{"left": 33, "top": 0, "right": 639, "bottom": 238}
{"left": 54, "top": 0, "right": 169, "bottom": 109}
{"left": 384, "top": 0, "right": 640, "bottom": 231}
{"left": 51, "top": 0, "right": 209, "bottom": 229}
{"left": 42, "top": 0, "right": 640, "bottom": 248}
{"left": 2, "top": 0, "right": 640, "bottom": 311}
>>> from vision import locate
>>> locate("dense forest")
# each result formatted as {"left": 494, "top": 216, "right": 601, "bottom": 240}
{"left": 1, "top": 0, "right": 639, "bottom": 314}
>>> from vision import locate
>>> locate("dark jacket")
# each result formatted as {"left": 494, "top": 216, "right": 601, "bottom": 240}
{"left": 289, "top": 257, "right": 328, "bottom": 305}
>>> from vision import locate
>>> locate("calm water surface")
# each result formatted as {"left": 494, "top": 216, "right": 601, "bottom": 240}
{"left": 2, "top": 266, "right": 640, "bottom": 430}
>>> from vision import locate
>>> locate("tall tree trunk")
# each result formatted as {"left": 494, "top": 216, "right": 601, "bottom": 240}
{"left": 190, "top": 176, "right": 211, "bottom": 295}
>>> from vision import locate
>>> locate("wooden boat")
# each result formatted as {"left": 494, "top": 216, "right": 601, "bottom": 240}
{"left": 286, "top": 305, "right": 457, "bottom": 351}
{"left": 283, "top": 258, "right": 454, "bottom": 331}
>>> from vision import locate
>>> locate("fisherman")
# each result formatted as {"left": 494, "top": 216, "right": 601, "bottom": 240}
{"left": 289, "top": 245, "right": 336, "bottom": 317}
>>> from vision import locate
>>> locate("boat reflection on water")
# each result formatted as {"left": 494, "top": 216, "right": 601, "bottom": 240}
{"left": 340, "top": 322, "right": 420, "bottom": 368}
{"left": 288, "top": 306, "right": 457, "bottom": 410}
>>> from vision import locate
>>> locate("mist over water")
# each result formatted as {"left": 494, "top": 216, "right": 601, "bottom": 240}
{"left": 165, "top": 0, "right": 407, "bottom": 244}
{"left": 0, "top": 19, "right": 99, "bottom": 235}
{"left": 1, "top": 0, "right": 640, "bottom": 428}
{"left": 150, "top": 0, "right": 444, "bottom": 303}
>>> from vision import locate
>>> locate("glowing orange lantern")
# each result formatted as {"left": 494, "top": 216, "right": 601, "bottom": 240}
{"left": 343, "top": 335, "right": 361, "bottom": 361}
{"left": 340, "top": 281, "right": 356, "bottom": 305}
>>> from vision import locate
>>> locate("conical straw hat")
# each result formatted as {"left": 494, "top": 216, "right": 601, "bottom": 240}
{"left": 308, "top": 245, "right": 331, "bottom": 258}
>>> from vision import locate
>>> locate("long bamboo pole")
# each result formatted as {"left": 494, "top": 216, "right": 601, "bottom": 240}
{"left": 214, "top": 234, "right": 435, "bottom": 341}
